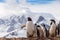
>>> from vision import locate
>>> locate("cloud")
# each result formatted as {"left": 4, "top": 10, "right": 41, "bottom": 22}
{"left": 28, "top": 1, "right": 60, "bottom": 20}
{"left": 0, "top": 0, "right": 60, "bottom": 20}
{"left": 0, "top": 3, "right": 10, "bottom": 18}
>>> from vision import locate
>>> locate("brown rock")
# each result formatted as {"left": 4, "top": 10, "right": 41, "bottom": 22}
{"left": 0, "top": 38, "right": 6, "bottom": 40}
{"left": 15, "top": 38, "right": 22, "bottom": 40}
{"left": 23, "top": 38, "right": 28, "bottom": 40}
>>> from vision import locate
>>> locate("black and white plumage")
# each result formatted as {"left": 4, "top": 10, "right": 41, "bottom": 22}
{"left": 41, "top": 24, "right": 48, "bottom": 38}
{"left": 49, "top": 19, "right": 56, "bottom": 37}
{"left": 26, "top": 17, "right": 34, "bottom": 37}
{"left": 57, "top": 21, "right": 60, "bottom": 35}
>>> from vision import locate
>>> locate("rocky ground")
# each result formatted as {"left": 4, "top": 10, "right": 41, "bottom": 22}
{"left": 0, "top": 36, "right": 60, "bottom": 40}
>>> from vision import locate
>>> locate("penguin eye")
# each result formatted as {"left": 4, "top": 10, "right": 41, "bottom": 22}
{"left": 50, "top": 22, "right": 52, "bottom": 25}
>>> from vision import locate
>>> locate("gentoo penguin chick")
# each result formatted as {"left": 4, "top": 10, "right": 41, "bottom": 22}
{"left": 26, "top": 17, "right": 34, "bottom": 37}
{"left": 41, "top": 24, "right": 47, "bottom": 38}
{"left": 37, "top": 25, "right": 44, "bottom": 38}
{"left": 33, "top": 24, "right": 38, "bottom": 37}
{"left": 21, "top": 17, "right": 34, "bottom": 37}
{"left": 34, "top": 24, "right": 44, "bottom": 39}
{"left": 49, "top": 19, "right": 56, "bottom": 37}
{"left": 57, "top": 21, "right": 60, "bottom": 35}
{"left": 34, "top": 24, "right": 40, "bottom": 39}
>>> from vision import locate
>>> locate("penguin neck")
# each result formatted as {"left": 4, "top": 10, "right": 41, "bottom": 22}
{"left": 27, "top": 21, "right": 33, "bottom": 23}
{"left": 27, "top": 21, "right": 32, "bottom": 22}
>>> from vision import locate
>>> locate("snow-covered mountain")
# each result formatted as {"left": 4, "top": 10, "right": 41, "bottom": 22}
{"left": 36, "top": 16, "right": 45, "bottom": 23}
{"left": 0, "top": 12, "right": 58, "bottom": 38}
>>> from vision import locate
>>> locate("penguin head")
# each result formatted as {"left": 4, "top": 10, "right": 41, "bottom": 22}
{"left": 35, "top": 23, "right": 40, "bottom": 27}
{"left": 41, "top": 24, "right": 46, "bottom": 30}
{"left": 37, "top": 25, "right": 40, "bottom": 27}
{"left": 41, "top": 23, "right": 45, "bottom": 28}
{"left": 35, "top": 23, "right": 37, "bottom": 26}
{"left": 27, "top": 17, "right": 32, "bottom": 21}
{"left": 50, "top": 19, "right": 55, "bottom": 25}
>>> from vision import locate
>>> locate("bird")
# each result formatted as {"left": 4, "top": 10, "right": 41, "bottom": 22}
{"left": 34, "top": 24, "right": 40, "bottom": 39}
{"left": 57, "top": 21, "right": 60, "bottom": 35}
{"left": 21, "top": 17, "right": 35, "bottom": 37}
{"left": 41, "top": 23, "right": 48, "bottom": 38}
{"left": 49, "top": 19, "right": 56, "bottom": 37}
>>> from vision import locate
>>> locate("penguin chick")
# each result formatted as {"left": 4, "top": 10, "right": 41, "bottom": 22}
{"left": 49, "top": 19, "right": 56, "bottom": 37}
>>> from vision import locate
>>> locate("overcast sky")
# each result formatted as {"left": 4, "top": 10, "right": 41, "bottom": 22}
{"left": 0, "top": 0, "right": 60, "bottom": 20}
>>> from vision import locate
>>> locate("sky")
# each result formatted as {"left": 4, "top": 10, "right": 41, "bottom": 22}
{"left": 0, "top": 0, "right": 5, "bottom": 2}
{"left": 0, "top": 0, "right": 60, "bottom": 20}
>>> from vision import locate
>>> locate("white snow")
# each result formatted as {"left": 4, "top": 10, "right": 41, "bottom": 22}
{"left": 0, "top": 32, "right": 9, "bottom": 37}
{"left": 6, "top": 29, "right": 27, "bottom": 38}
